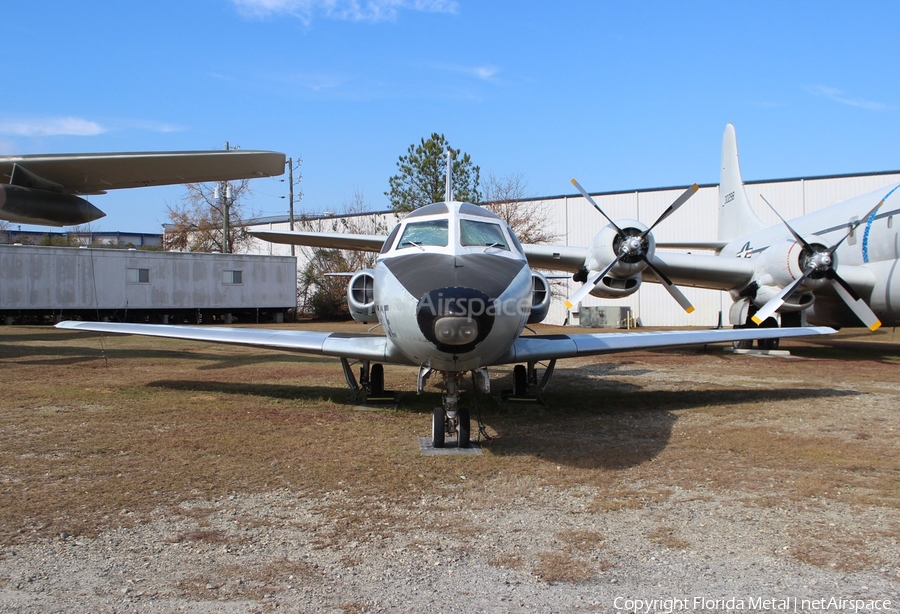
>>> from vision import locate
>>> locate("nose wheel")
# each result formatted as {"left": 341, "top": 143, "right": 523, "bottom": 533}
{"left": 432, "top": 406, "right": 470, "bottom": 449}
{"left": 431, "top": 374, "right": 471, "bottom": 448}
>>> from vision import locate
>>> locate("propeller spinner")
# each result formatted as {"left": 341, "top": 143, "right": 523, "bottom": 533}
{"left": 565, "top": 179, "right": 699, "bottom": 312}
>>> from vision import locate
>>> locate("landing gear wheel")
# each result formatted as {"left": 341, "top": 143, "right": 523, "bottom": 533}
{"left": 756, "top": 317, "right": 780, "bottom": 350}
{"left": 457, "top": 407, "right": 470, "bottom": 448}
{"left": 513, "top": 364, "right": 527, "bottom": 397}
{"left": 432, "top": 406, "right": 445, "bottom": 448}
{"left": 370, "top": 363, "right": 384, "bottom": 396}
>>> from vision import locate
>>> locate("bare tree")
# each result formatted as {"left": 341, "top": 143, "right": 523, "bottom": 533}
{"left": 481, "top": 171, "right": 559, "bottom": 244}
{"left": 164, "top": 178, "right": 254, "bottom": 252}
{"left": 296, "top": 189, "right": 393, "bottom": 318}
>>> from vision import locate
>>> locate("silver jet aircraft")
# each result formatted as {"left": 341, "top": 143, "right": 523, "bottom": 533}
{"left": 57, "top": 155, "right": 833, "bottom": 447}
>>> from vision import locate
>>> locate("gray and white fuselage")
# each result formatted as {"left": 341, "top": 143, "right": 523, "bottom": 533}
{"left": 373, "top": 201, "right": 532, "bottom": 373}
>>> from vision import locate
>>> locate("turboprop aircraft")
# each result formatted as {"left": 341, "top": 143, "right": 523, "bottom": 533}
{"left": 523, "top": 124, "right": 898, "bottom": 347}
{"left": 0, "top": 150, "right": 286, "bottom": 226}
{"left": 56, "top": 152, "right": 834, "bottom": 448}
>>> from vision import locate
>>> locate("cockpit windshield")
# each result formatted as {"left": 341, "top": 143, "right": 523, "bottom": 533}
{"left": 397, "top": 219, "right": 448, "bottom": 248}
{"left": 460, "top": 219, "right": 509, "bottom": 250}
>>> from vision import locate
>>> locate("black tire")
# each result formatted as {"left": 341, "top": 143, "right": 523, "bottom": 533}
{"left": 457, "top": 407, "right": 470, "bottom": 449}
{"left": 370, "top": 363, "right": 384, "bottom": 396}
{"left": 756, "top": 317, "right": 780, "bottom": 350}
{"left": 432, "top": 406, "right": 445, "bottom": 448}
{"left": 513, "top": 364, "right": 527, "bottom": 397}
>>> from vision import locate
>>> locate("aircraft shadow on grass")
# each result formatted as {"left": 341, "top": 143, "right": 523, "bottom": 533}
{"left": 144, "top": 376, "right": 857, "bottom": 470}
{"left": 0, "top": 337, "right": 333, "bottom": 369}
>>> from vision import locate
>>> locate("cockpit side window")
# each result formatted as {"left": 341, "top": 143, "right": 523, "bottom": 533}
{"left": 397, "top": 219, "right": 449, "bottom": 248}
{"left": 460, "top": 219, "right": 509, "bottom": 250}
{"left": 507, "top": 228, "right": 525, "bottom": 254}
{"left": 380, "top": 225, "right": 401, "bottom": 254}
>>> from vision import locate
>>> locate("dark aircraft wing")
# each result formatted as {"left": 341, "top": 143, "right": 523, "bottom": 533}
{"left": 0, "top": 149, "right": 285, "bottom": 226}
{"left": 0, "top": 150, "right": 285, "bottom": 195}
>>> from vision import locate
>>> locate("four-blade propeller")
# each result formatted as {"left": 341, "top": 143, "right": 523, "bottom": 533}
{"left": 565, "top": 179, "right": 698, "bottom": 313}
{"left": 750, "top": 195, "right": 883, "bottom": 331}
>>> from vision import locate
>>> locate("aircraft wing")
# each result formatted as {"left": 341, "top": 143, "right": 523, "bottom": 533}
{"left": 656, "top": 241, "right": 728, "bottom": 251}
{"left": 521, "top": 243, "right": 588, "bottom": 272}
{"left": 495, "top": 326, "right": 835, "bottom": 364}
{"left": 250, "top": 230, "right": 387, "bottom": 252}
{"left": 521, "top": 242, "right": 755, "bottom": 291}
{"left": 54, "top": 321, "right": 409, "bottom": 364}
{"left": 648, "top": 252, "right": 755, "bottom": 290}
{"left": 0, "top": 150, "right": 285, "bottom": 195}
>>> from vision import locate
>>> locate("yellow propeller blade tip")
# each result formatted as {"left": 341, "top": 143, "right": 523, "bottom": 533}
{"left": 870, "top": 321, "right": 882, "bottom": 332}
{"left": 750, "top": 315, "right": 763, "bottom": 325}
{"left": 564, "top": 300, "right": 574, "bottom": 310}
{"left": 685, "top": 306, "right": 695, "bottom": 314}
{"left": 570, "top": 178, "right": 577, "bottom": 185}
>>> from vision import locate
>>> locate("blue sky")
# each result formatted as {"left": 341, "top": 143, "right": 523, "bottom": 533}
{"left": 3, "top": 1, "right": 899, "bottom": 233}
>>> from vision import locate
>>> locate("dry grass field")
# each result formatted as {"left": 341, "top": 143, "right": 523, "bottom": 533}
{"left": 1, "top": 322, "right": 898, "bottom": 608}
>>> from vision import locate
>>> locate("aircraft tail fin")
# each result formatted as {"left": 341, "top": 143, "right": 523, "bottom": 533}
{"left": 718, "top": 123, "right": 766, "bottom": 242}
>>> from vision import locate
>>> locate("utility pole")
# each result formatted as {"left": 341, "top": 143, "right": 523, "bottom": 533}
{"left": 287, "top": 157, "right": 295, "bottom": 257}
{"left": 221, "top": 141, "right": 231, "bottom": 253}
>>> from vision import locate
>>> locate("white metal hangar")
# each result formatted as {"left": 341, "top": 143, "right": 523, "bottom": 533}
{"left": 245, "top": 169, "right": 900, "bottom": 328}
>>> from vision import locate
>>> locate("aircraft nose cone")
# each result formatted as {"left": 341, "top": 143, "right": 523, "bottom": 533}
{"left": 416, "top": 287, "right": 495, "bottom": 354}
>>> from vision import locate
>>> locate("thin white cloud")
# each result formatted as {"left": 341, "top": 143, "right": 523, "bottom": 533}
{"left": 808, "top": 85, "right": 891, "bottom": 111}
{"left": 0, "top": 116, "right": 106, "bottom": 137}
{"left": 430, "top": 62, "right": 500, "bottom": 82}
{"left": 231, "top": 0, "right": 458, "bottom": 24}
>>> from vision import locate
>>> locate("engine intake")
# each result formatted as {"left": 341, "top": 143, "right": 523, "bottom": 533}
{"left": 528, "top": 272, "right": 552, "bottom": 324}
{"left": 347, "top": 270, "right": 377, "bottom": 324}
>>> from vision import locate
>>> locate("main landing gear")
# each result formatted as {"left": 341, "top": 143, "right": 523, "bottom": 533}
{"left": 503, "top": 360, "right": 557, "bottom": 402}
{"left": 730, "top": 299, "right": 784, "bottom": 351}
{"left": 340, "top": 358, "right": 395, "bottom": 403}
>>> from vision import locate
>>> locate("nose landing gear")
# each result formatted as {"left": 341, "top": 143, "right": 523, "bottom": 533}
{"left": 431, "top": 373, "right": 471, "bottom": 448}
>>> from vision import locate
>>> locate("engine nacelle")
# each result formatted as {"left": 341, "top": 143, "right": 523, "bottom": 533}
{"left": 0, "top": 184, "right": 105, "bottom": 226}
{"left": 527, "top": 271, "right": 552, "bottom": 324}
{"left": 588, "top": 272, "right": 643, "bottom": 299}
{"left": 585, "top": 219, "right": 655, "bottom": 280}
{"left": 347, "top": 269, "right": 377, "bottom": 324}
{"left": 746, "top": 238, "right": 826, "bottom": 311}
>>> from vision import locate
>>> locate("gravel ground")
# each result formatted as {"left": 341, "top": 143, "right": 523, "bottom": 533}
{"left": 1, "top": 486, "right": 896, "bottom": 613}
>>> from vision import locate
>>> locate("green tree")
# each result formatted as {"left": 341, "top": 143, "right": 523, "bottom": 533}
{"left": 385, "top": 133, "right": 481, "bottom": 213}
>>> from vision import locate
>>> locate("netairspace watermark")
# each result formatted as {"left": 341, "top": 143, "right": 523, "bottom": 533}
{"left": 613, "top": 596, "right": 893, "bottom": 613}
